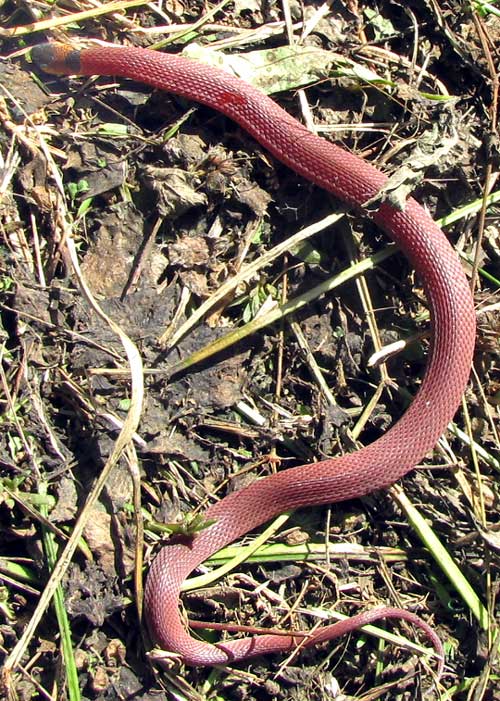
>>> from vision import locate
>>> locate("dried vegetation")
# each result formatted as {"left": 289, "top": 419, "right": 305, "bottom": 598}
{"left": 0, "top": 1, "right": 499, "bottom": 700}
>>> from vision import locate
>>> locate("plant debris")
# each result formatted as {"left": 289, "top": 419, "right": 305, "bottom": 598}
{"left": 0, "top": 2, "right": 499, "bottom": 701}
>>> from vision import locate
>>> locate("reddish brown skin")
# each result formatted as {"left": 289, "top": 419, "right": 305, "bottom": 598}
{"left": 33, "top": 42, "right": 476, "bottom": 675}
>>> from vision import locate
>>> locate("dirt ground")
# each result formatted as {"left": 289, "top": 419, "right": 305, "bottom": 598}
{"left": 0, "top": 1, "right": 499, "bottom": 700}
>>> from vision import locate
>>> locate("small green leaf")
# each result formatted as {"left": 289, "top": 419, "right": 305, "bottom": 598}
{"left": 289, "top": 240, "right": 322, "bottom": 265}
{"left": 364, "top": 8, "right": 396, "bottom": 40}
{"left": 76, "top": 197, "right": 93, "bottom": 218}
{"left": 97, "top": 123, "right": 129, "bottom": 137}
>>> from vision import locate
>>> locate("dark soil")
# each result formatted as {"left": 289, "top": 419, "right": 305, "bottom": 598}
{"left": 0, "top": 2, "right": 499, "bottom": 701}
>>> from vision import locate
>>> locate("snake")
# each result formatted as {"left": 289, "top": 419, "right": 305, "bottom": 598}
{"left": 32, "top": 41, "right": 476, "bottom": 678}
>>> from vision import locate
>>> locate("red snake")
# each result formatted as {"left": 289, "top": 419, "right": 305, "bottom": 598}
{"left": 32, "top": 42, "right": 476, "bottom": 677}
